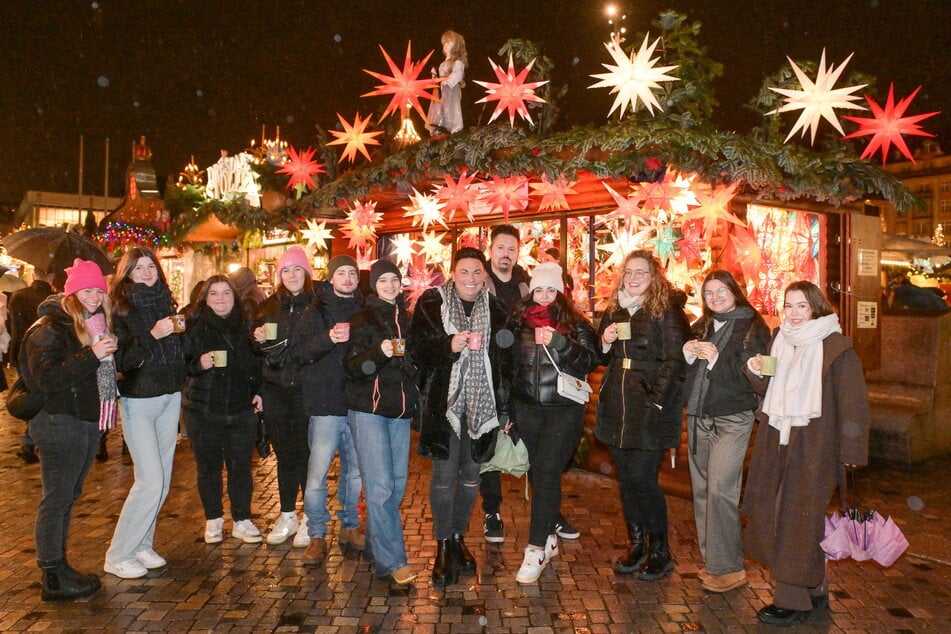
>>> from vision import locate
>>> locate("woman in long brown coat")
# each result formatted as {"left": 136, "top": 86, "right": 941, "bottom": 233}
{"left": 743, "top": 281, "right": 869, "bottom": 627}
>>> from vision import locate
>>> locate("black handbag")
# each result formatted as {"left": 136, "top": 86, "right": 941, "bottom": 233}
{"left": 6, "top": 376, "right": 45, "bottom": 421}
{"left": 255, "top": 411, "right": 271, "bottom": 458}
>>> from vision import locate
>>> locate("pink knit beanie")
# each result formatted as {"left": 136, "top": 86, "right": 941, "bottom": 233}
{"left": 277, "top": 246, "right": 314, "bottom": 277}
{"left": 64, "top": 258, "right": 108, "bottom": 296}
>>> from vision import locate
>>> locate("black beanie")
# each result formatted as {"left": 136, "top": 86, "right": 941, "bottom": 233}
{"left": 327, "top": 254, "right": 358, "bottom": 278}
{"left": 369, "top": 259, "right": 401, "bottom": 289}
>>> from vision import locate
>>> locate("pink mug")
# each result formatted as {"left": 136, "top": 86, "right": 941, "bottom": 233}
{"left": 468, "top": 332, "right": 483, "bottom": 351}
{"left": 535, "top": 327, "right": 546, "bottom": 345}
{"left": 335, "top": 323, "right": 350, "bottom": 341}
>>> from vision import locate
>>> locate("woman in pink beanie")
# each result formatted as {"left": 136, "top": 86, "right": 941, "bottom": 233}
{"left": 21, "top": 258, "right": 118, "bottom": 600}
{"left": 252, "top": 246, "right": 316, "bottom": 546}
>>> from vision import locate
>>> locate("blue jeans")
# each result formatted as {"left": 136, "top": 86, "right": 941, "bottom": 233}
{"left": 29, "top": 411, "right": 100, "bottom": 567}
{"left": 304, "top": 415, "right": 362, "bottom": 538}
{"left": 347, "top": 410, "right": 410, "bottom": 576}
{"left": 106, "top": 393, "right": 181, "bottom": 564}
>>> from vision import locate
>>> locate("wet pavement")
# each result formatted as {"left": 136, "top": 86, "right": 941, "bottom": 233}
{"left": 1, "top": 403, "right": 950, "bottom": 633}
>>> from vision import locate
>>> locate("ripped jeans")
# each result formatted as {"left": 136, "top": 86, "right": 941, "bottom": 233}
{"left": 429, "top": 430, "right": 481, "bottom": 540}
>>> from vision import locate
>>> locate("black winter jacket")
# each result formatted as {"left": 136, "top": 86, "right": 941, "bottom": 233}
{"left": 409, "top": 287, "right": 515, "bottom": 460}
{"left": 252, "top": 286, "right": 314, "bottom": 388}
{"left": 685, "top": 313, "right": 771, "bottom": 418}
{"left": 113, "top": 284, "right": 185, "bottom": 398}
{"left": 345, "top": 295, "right": 419, "bottom": 419}
{"left": 291, "top": 285, "right": 362, "bottom": 416}
{"left": 512, "top": 310, "right": 601, "bottom": 407}
{"left": 596, "top": 292, "right": 691, "bottom": 450}
{"left": 182, "top": 305, "right": 261, "bottom": 416}
{"left": 21, "top": 298, "right": 104, "bottom": 421}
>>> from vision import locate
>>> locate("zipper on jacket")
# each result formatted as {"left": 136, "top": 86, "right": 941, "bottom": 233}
{"left": 618, "top": 338, "right": 628, "bottom": 443}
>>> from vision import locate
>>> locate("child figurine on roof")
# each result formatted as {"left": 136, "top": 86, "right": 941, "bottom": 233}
{"left": 427, "top": 30, "right": 467, "bottom": 135}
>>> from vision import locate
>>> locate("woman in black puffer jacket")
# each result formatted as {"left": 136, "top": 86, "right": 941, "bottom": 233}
{"left": 251, "top": 247, "right": 315, "bottom": 547}
{"left": 597, "top": 249, "right": 690, "bottom": 582}
{"left": 23, "top": 259, "right": 118, "bottom": 601}
{"left": 183, "top": 275, "right": 263, "bottom": 546}
{"left": 509, "top": 263, "right": 600, "bottom": 585}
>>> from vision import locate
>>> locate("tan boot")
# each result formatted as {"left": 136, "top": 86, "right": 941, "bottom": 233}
{"left": 304, "top": 538, "right": 327, "bottom": 566}
{"left": 702, "top": 569, "right": 747, "bottom": 592}
{"left": 339, "top": 526, "right": 366, "bottom": 550}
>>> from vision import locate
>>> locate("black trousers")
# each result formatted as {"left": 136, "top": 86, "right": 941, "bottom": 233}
{"left": 185, "top": 409, "right": 257, "bottom": 521}
{"left": 609, "top": 445, "right": 668, "bottom": 534}
{"left": 261, "top": 383, "right": 308, "bottom": 512}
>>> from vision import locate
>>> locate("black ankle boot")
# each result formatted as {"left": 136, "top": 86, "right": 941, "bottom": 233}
{"left": 637, "top": 532, "right": 674, "bottom": 581}
{"left": 613, "top": 522, "right": 646, "bottom": 574}
{"left": 432, "top": 539, "right": 457, "bottom": 585}
{"left": 41, "top": 562, "right": 101, "bottom": 601}
{"left": 451, "top": 534, "right": 476, "bottom": 572}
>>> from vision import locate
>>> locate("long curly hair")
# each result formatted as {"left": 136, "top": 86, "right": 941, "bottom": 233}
{"left": 441, "top": 30, "right": 468, "bottom": 67}
{"left": 606, "top": 250, "right": 676, "bottom": 318}
{"left": 108, "top": 247, "right": 172, "bottom": 317}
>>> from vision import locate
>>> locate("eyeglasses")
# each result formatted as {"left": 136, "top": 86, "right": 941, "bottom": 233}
{"left": 702, "top": 287, "right": 731, "bottom": 299}
{"left": 623, "top": 269, "right": 651, "bottom": 280}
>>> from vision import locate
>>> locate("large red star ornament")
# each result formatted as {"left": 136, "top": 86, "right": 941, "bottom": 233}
{"left": 601, "top": 181, "right": 648, "bottom": 226}
{"left": 474, "top": 55, "right": 549, "bottom": 126}
{"left": 674, "top": 219, "right": 705, "bottom": 269}
{"left": 481, "top": 174, "right": 529, "bottom": 221}
{"left": 679, "top": 181, "right": 744, "bottom": 241}
{"left": 842, "top": 84, "right": 939, "bottom": 164}
{"left": 362, "top": 42, "right": 441, "bottom": 121}
{"left": 435, "top": 170, "right": 480, "bottom": 222}
{"left": 276, "top": 145, "right": 325, "bottom": 196}
{"left": 529, "top": 174, "right": 577, "bottom": 211}
{"left": 327, "top": 113, "right": 384, "bottom": 163}
{"left": 341, "top": 200, "right": 383, "bottom": 250}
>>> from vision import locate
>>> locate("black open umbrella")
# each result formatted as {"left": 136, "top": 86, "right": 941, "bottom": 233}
{"left": 2, "top": 227, "right": 115, "bottom": 275}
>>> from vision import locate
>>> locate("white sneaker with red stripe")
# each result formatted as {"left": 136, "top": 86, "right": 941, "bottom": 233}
{"left": 516, "top": 546, "right": 549, "bottom": 584}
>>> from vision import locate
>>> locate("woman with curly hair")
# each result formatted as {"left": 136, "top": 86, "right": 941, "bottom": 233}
{"left": 597, "top": 250, "right": 690, "bottom": 581}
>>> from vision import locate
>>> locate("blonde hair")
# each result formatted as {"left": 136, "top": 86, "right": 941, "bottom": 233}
{"left": 441, "top": 30, "right": 468, "bottom": 67}
{"left": 61, "top": 292, "right": 112, "bottom": 346}
{"left": 607, "top": 250, "right": 677, "bottom": 318}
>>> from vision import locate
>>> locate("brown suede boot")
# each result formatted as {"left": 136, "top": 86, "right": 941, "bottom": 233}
{"left": 304, "top": 538, "right": 327, "bottom": 566}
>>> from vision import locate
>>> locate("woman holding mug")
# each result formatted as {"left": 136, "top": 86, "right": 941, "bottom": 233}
{"left": 23, "top": 259, "right": 118, "bottom": 600}
{"left": 682, "top": 270, "right": 770, "bottom": 593}
{"left": 743, "top": 281, "right": 869, "bottom": 626}
{"left": 597, "top": 249, "right": 690, "bottom": 581}
{"left": 105, "top": 247, "right": 185, "bottom": 579}
{"left": 183, "top": 275, "right": 264, "bottom": 545}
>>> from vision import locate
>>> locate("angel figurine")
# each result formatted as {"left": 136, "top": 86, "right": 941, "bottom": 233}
{"left": 426, "top": 30, "right": 467, "bottom": 135}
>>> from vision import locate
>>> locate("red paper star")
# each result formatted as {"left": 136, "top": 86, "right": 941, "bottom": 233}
{"left": 341, "top": 200, "right": 383, "bottom": 250}
{"left": 480, "top": 174, "right": 529, "bottom": 221}
{"left": 474, "top": 55, "right": 548, "bottom": 126}
{"left": 436, "top": 170, "right": 480, "bottom": 222}
{"left": 679, "top": 181, "right": 743, "bottom": 240}
{"left": 530, "top": 174, "right": 577, "bottom": 211}
{"left": 843, "top": 84, "right": 939, "bottom": 164}
{"left": 601, "top": 181, "right": 648, "bottom": 226}
{"left": 276, "top": 145, "right": 325, "bottom": 193}
{"left": 362, "top": 42, "right": 440, "bottom": 121}
{"left": 674, "top": 219, "right": 705, "bottom": 269}
{"left": 327, "top": 113, "right": 384, "bottom": 163}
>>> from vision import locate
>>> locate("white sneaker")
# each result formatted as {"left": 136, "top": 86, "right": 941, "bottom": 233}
{"left": 135, "top": 548, "right": 167, "bottom": 569}
{"left": 204, "top": 518, "right": 224, "bottom": 544}
{"left": 293, "top": 514, "right": 310, "bottom": 548}
{"left": 104, "top": 557, "right": 148, "bottom": 579}
{"left": 516, "top": 547, "right": 548, "bottom": 584}
{"left": 233, "top": 519, "right": 263, "bottom": 543}
{"left": 544, "top": 533, "right": 559, "bottom": 561}
{"left": 266, "top": 513, "right": 298, "bottom": 545}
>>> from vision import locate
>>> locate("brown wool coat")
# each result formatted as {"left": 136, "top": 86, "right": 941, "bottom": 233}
{"left": 742, "top": 332, "right": 870, "bottom": 590}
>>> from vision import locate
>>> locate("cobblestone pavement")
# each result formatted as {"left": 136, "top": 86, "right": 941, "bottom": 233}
{"left": 1, "top": 407, "right": 949, "bottom": 633}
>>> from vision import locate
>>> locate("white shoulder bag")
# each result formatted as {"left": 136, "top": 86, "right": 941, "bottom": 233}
{"left": 542, "top": 343, "right": 593, "bottom": 404}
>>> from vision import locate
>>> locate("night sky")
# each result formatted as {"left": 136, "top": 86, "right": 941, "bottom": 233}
{"left": 1, "top": 0, "right": 948, "bottom": 209}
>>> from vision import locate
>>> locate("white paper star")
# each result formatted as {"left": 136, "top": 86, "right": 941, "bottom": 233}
{"left": 403, "top": 188, "right": 448, "bottom": 231}
{"left": 588, "top": 34, "right": 679, "bottom": 117}
{"left": 299, "top": 219, "right": 334, "bottom": 252}
{"left": 388, "top": 233, "right": 417, "bottom": 267}
{"left": 768, "top": 49, "right": 867, "bottom": 144}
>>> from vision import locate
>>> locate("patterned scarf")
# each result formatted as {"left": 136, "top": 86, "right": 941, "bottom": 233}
{"left": 437, "top": 281, "right": 498, "bottom": 440}
{"left": 125, "top": 282, "right": 184, "bottom": 366}
{"left": 84, "top": 311, "right": 118, "bottom": 430}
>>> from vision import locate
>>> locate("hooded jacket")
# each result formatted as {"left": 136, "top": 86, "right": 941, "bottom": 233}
{"left": 595, "top": 291, "right": 691, "bottom": 450}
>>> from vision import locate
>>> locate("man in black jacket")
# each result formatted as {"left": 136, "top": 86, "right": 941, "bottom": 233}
{"left": 290, "top": 255, "right": 365, "bottom": 565}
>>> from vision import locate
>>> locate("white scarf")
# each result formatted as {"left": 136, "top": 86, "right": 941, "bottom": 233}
{"left": 762, "top": 313, "right": 842, "bottom": 446}
{"left": 617, "top": 288, "right": 645, "bottom": 314}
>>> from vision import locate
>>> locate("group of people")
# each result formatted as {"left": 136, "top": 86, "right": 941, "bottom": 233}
{"left": 18, "top": 225, "right": 870, "bottom": 628}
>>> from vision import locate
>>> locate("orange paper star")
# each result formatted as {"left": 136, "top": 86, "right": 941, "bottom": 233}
{"left": 362, "top": 42, "right": 441, "bottom": 121}
{"left": 679, "top": 181, "right": 743, "bottom": 240}
{"left": 474, "top": 55, "right": 548, "bottom": 126}
{"left": 435, "top": 170, "right": 480, "bottom": 222}
{"left": 341, "top": 200, "right": 383, "bottom": 250}
{"left": 480, "top": 174, "right": 529, "bottom": 221}
{"left": 327, "top": 113, "right": 383, "bottom": 164}
{"left": 843, "top": 84, "right": 939, "bottom": 164}
{"left": 529, "top": 174, "right": 577, "bottom": 211}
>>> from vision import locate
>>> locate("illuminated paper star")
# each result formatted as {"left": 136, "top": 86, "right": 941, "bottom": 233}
{"left": 843, "top": 84, "right": 939, "bottom": 164}
{"left": 601, "top": 181, "right": 649, "bottom": 226}
{"left": 679, "top": 181, "right": 743, "bottom": 240}
{"left": 354, "top": 245, "right": 377, "bottom": 271}
{"left": 769, "top": 49, "right": 867, "bottom": 144}
{"left": 435, "top": 170, "right": 480, "bottom": 222}
{"left": 299, "top": 219, "right": 334, "bottom": 252}
{"left": 416, "top": 232, "right": 452, "bottom": 275}
{"left": 403, "top": 188, "right": 448, "bottom": 231}
{"left": 480, "top": 174, "right": 529, "bottom": 221}
{"left": 596, "top": 223, "right": 654, "bottom": 271}
{"left": 588, "top": 34, "right": 679, "bottom": 117}
{"left": 327, "top": 113, "right": 383, "bottom": 163}
{"left": 631, "top": 171, "right": 698, "bottom": 222}
{"left": 388, "top": 233, "right": 417, "bottom": 267}
{"left": 654, "top": 223, "right": 677, "bottom": 266}
{"left": 474, "top": 54, "right": 549, "bottom": 126}
{"left": 362, "top": 42, "right": 440, "bottom": 121}
{"left": 276, "top": 145, "right": 325, "bottom": 196}
{"left": 674, "top": 219, "right": 706, "bottom": 269}
{"left": 341, "top": 200, "right": 383, "bottom": 250}
{"left": 529, "top": 174, "right": 577, "bottom": 211}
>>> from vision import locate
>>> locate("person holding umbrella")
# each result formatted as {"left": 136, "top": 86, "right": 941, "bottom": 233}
{"left": 104, "top": 247, "right": 185, "bottom": 579}
{"left": 21, "top": 259, "right": 118, "bottom": 600}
